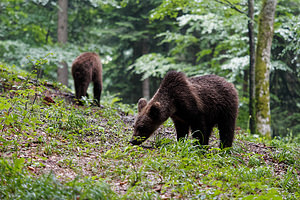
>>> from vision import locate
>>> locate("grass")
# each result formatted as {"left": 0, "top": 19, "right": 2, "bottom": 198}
{"left": 0, "top": 64, "right": 299, "bottom": 199}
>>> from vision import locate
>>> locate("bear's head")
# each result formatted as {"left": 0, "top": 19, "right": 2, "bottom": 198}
{"left": 130, "top": 98, "right": 163, "bottom": 145}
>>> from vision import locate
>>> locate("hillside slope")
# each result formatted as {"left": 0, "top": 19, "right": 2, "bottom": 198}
{"left": 0, "top": 66, "right": 299, "bottom": 199}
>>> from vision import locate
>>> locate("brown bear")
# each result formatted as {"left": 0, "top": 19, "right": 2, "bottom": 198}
{"left": 71, "top": 52, "right": 102, "bottom": 106}
{"left": 130, "top": 71, "right": 239, "bottom": 148}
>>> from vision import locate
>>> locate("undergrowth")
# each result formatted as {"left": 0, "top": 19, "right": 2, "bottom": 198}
{"left": 0, "top": 64, "right": 299, "bottom": 199}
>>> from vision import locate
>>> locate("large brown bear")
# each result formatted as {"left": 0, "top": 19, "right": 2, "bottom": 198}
{"left": 130, "top": 71, "right": 239, "bottom": 148}
{"left": 71, "top": 52, "right": 102, "bottom": 106}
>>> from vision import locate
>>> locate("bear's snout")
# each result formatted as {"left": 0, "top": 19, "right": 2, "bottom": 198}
{"left": 129, "top": 136, "right": 145, "bottom": 145}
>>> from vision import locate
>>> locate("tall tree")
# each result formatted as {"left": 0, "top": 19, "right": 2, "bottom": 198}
{"left": 255, "top": 0, "right": 277, "bottom": 138}
{"left": 248, "top": 0, "right": 256, "bottom": 134}
{"left": 95, "top": 0, "right": 170, "bottom": 103}
{"left": 57, "top": 0, "right": 68, "bottom": 86}
{"left": 142, "top": 38, "right": 150, "bottom": 100}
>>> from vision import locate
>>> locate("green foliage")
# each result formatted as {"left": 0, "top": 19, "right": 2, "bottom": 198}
{"left": 270, "top": 1, "right": 300, "bottom": 137}
{"left": 236, "top": 96, "right": 251, "bottom": 130}
{"left": 0, "top": 157, "right": 116, "bottom": 200}
{"left": 129, "top": 53, "right": 182, "bottom": 80}
{"left": 0, "top": 0, "right": 56, "bottom": 45}
{"left": 0, "top": 40, "right": 80, "bottom": 81}
{"left": 147, "top": 0, "right": 250, "bottom": 79}
{"left": 271, "top": 107, "right": 300, "bottom": 137}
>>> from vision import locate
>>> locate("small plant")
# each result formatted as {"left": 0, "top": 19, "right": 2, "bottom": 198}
{"left": 248, "top": 154, "right": 264, "bottom": 167}
{"left": 280, "top": 167, "right": 300, "bottom": 194}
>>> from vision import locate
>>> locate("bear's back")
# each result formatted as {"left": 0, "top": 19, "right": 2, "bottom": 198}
{"left": 71, "top": 52, "right": 102, "bottom": 80}
{"left": 72, "top": 52, "right": 100, "bottom": 67}
{"left": 189, "top": 75, "right": 227, "bottom": 88}
{"left": 188, "top": 74, "right": 238, "bottom": 115}
{"left": 189, "top": 75, "right": 236, "bottom": 95}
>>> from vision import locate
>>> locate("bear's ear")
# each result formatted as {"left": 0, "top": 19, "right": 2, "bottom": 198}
{"left": 138, "top": 98, "right": 147, "bottom": 113}
{"left": 149, "top": 101, "right": 161, "bottom": 119}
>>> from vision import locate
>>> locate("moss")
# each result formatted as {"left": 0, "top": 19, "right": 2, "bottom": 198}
{"left": 255, "top": 54, "right": 271, "bottom": 114}
{"left": 253, "top": 0, "right": 276, "bottom": 138}
{"left": 255, "top": 58, "right": 271, "bottom": 138}
{"left": 255, "top": 35, "right": 272, "bottom": 137}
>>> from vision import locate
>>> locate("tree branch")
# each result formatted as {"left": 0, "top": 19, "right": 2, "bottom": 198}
{"left": 214, "top": 0, "right": 247, "bottom": 15}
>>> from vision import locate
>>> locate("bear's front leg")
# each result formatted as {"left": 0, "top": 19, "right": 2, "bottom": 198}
{"left": 173, "top": 119, "right": 189, "bottom": 141}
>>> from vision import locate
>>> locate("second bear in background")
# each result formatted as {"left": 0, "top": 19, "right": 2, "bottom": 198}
{"left": 71, "top": 52, "right": 102, "bottom": 106}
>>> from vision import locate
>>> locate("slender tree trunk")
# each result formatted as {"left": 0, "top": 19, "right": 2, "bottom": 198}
{"left": 57, "top": 0, "right": 68, "bottom": 86}
{"left": 142, "top": 38, "right": 150, "bottom": 100}
{"left": 248, "top": 0, "right": 256, "bottom": 134}
{"left": 243, "top": 70, "right": 248, "bottom": 95}
{"left": 142, "top": 78, "right": 150, "bottom": 100}
{"left": 255, "top": 0, "right": 277, "bottom": 138}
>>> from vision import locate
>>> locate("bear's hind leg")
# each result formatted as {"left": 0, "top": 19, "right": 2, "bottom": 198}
{"left": 218, "top": 119, "right": 235, "bottom": 148}
{"left": 173, "top": 120, "right": 189, "bottom": 141}
{"left": 93, "top": 81, "right": 102, "bottom": 107}
{"left": 74, "top": 79, "right": 89, "bottom": 105}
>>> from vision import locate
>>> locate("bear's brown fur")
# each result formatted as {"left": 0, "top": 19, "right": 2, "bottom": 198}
{"left": 71, "top": 52, "right": 102, "bottom": 106}
{"left": 130, "top": 71, "right": 239, "bottom": 148}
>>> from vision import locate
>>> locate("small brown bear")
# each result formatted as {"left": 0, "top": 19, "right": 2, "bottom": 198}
{"left": 130, "top": 71, "right": 239, "bottom": 148}
{"left": 71, "top": 52, "right": 102, "bottom": 106}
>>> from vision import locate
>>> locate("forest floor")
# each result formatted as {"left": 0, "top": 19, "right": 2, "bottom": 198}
{"left": 0, "top": 66, "right": 299, "bottom": 199}
{"left": 6, "top": 108, "right": 297, "bottom": 183}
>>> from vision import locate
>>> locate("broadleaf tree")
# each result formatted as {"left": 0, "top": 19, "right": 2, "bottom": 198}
{"left": 57, "top": 0, "right": 68, "bottom": 86}
{"left": 255, "top": 0, "right": 277, "bottom": 138}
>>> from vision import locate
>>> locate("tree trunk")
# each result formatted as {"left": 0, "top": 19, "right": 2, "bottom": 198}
{"left": 255, "top": 0, "right": 277, "bottom": 138}
{"left": 243, "top": 70, "right": 248, "bottom": 95}
{"left": 248, "top": 0, "right": 256, "bottom": 134}
{"left": 142, "top": 78, "right": 150, "bottom": 100}
{"left": 57, "top": 0, "right": 68, "bottom": 86}
{"left": 142, "top": 38, "right": 150, "bottom": 100}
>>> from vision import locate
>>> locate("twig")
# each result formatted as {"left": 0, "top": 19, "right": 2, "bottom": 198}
{"left": 214, "top": 0, "right": 247, "bottom": 15}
